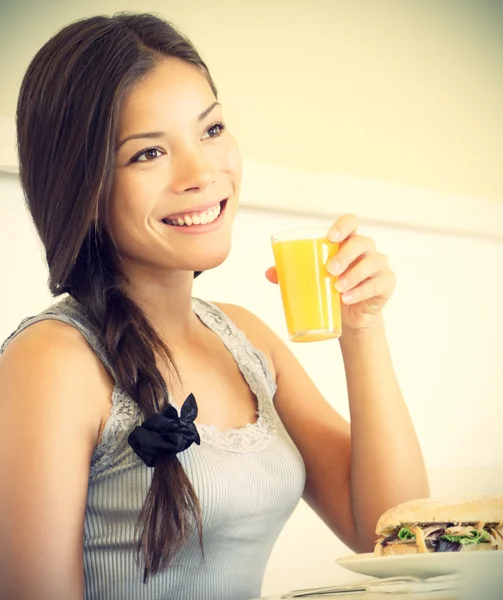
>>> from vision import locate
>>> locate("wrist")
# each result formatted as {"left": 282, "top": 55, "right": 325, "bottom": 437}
{"left": 340, "top": 314, "right": 386, "bottom": 342}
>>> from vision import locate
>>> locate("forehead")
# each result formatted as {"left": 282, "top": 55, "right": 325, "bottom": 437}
{"left": 118, "top": 58, "right": 216, "bottom": 128}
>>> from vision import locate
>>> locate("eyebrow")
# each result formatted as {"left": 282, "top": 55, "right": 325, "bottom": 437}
{"left": 115, "top": 101, "right": 221, "bottom": 152}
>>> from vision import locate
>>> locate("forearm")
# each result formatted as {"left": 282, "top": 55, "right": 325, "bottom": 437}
{"left": 340, "top": 317, "right": 429, "bottom": 549}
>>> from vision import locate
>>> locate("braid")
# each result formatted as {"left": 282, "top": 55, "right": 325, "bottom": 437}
{"left": 16, "top": 11, "right": 215, "bottom": 582}
{"left": 68, "top": 228, "right": 203, "bottom": 579}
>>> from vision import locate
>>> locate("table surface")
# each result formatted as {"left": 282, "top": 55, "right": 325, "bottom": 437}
{"left": 253, "top": 550, "right": 503, "bottom": 600}
{"left": 254, "top": 592, "right": 459, "bottom": 600}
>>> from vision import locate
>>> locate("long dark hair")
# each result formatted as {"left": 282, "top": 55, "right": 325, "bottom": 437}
{"left": 16, "top": 13, "right": 216, "bottom": 580}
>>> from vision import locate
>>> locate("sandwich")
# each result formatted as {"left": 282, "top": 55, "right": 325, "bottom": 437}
{"left": 374, "top": 496, "right": 503, "bottom": 556}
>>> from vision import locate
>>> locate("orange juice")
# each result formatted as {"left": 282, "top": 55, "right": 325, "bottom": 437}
{"left": 272, "top": 231, "right": 341, "bottom": 342}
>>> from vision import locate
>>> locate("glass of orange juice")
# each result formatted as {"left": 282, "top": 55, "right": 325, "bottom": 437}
{"left": 271, "top": 227, "right": 341, "bottom": 342}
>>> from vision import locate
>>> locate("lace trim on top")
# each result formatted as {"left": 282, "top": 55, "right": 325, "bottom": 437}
{"left": 92, "top": 298, "right": 280, "bottom": 468}
{"left": 0, "top": 297, "right": 280, "bottom": 476}
{"left": 91, "top": 299, "right": 278, "bottom": 467}
{"left": 188, "top": 299, "right": 278, "bottom": 453}
{"left": 90, "top": 386, "right": 141, "bottom": 472}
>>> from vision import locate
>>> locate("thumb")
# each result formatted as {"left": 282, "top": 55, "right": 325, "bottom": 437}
{"left": 265, "top": 266, "right": 279, "bottom": 284}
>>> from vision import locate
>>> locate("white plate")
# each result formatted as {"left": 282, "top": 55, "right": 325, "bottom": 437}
{"left": 336, "top": 550, "right": 503, "bottom": 579}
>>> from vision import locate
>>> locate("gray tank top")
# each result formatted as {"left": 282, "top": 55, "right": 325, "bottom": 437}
{"left": 1, "top": 296, "right": 306, "bottom": 600}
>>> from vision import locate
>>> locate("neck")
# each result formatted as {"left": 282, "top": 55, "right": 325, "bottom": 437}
{"left": 120, "top": 263, "right": 199, "bottom": 344}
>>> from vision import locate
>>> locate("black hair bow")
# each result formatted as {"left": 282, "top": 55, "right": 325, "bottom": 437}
{"left": 128, "top": 393, "right": 200, "bottom": 467}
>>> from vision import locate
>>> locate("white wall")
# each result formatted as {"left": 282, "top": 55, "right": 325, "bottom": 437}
{"left": 1, "top": 171, "right": 503, "bottom": 595}
{"left": 1, "top": 0, "right": 503, "bottom": 202}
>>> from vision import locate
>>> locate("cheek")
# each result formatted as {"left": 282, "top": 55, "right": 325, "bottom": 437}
{"left": 107, "top": 177, "right": 149, "bottom": 246}
{"left": 221, "top": 135, "right": 243, "bottom": 187}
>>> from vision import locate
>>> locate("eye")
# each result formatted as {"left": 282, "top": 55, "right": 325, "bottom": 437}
{"left": 131, "top": 147, "right": 165, "bottom": 163}
{"left": 202, "top": 122, "right": 226, "bottom": 140}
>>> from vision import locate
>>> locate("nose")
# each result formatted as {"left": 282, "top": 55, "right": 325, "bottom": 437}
{"left": 171, "top": 145, "right": 217, "bottom": 194}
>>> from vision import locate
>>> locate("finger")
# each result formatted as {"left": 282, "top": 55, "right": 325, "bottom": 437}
{"left": 328, "top": 213, "right": 359, "bottom": 243}
{"left": 327, "top": 235, "right": 377, "bottom": 276}
{"left": 334, "top": 253, "right": 388, "bottom": 293}
{"left": 265, "top": 266, "right": 279, "bottom": 284}
{"left": 341, "top": 270, "right": 396, "bottom": 305}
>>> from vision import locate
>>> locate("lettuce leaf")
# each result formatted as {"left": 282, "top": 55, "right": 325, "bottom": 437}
{"left": 441, "top": 530, "right": 490, "bottom": 545}
{"left": 398, "top": 527, "right": 415, "bottom": 540}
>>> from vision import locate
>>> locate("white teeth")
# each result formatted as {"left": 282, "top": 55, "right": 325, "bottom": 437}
{"left": 164, "top": 202, "right": 223, "bottom": 227}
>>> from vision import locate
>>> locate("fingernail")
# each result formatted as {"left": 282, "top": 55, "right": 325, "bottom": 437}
{"left": 342, "top": 292, "right": 353, "bottom": 304}
{"left": 335, "top": 278, "right": 348, "bottom": 292}
{"left": 327, "top": 261, "right": 341, "bottom": 276}
{"left": 328, "top": 229, "right": 341, "bottom": 242}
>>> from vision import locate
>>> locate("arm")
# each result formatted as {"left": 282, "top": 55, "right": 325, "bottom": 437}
{"left": 219, "top": 306, "right": 428, "bottom": 553}
{"left": 337, "top": 316, "right": 429, "bottom": 549}
{"left": 0, "top": 321, "right": 111, "bottom": 600}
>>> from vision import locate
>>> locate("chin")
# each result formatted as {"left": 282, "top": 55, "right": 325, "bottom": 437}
{"left": 191, "top": 247, "right": 231, "bottom": 272}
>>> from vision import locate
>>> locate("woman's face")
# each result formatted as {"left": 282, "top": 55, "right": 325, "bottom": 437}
{"left": 109, "top": 58, "right": 242, "bottom": 276}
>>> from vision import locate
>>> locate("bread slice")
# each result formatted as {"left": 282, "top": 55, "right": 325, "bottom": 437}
{"left": 375, "top": 543, "right": 418, "bottom": 556}
{"left": 376, "top": 496, "right": 503, "bottom": 536}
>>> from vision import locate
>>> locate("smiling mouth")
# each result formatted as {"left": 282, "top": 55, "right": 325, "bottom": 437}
{"left": 161, "top": 200, "right": 227, "bottom": 227}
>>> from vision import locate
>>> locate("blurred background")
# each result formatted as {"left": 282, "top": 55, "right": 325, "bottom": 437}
{"left": 0, "top": 1, "right": 502, "bottom": 595}
{"left": 1, "top": 0, "right": 502, "bottom": 201}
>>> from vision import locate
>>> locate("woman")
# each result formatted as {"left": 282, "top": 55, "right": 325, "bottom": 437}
{"left": 0, "top": 12, "right": 429, "bottom": 600}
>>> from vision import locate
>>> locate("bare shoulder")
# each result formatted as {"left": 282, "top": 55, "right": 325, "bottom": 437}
{"left": 2, "top": 317, "right": 92, "bottom": 360}
{"left": 0, "top": 319, "right": 113, "bottom": 598}
{"left": 0, "top": 318, "right": 113, "bottom": 438}
{"left": 3, "top": 316, "right": 97, "bottom": 355}
{"left": 1, "top": 318, "right": 113, "bottom": 386}
{"left": 212, "top": 302, "right": 281, "bottom": 378}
